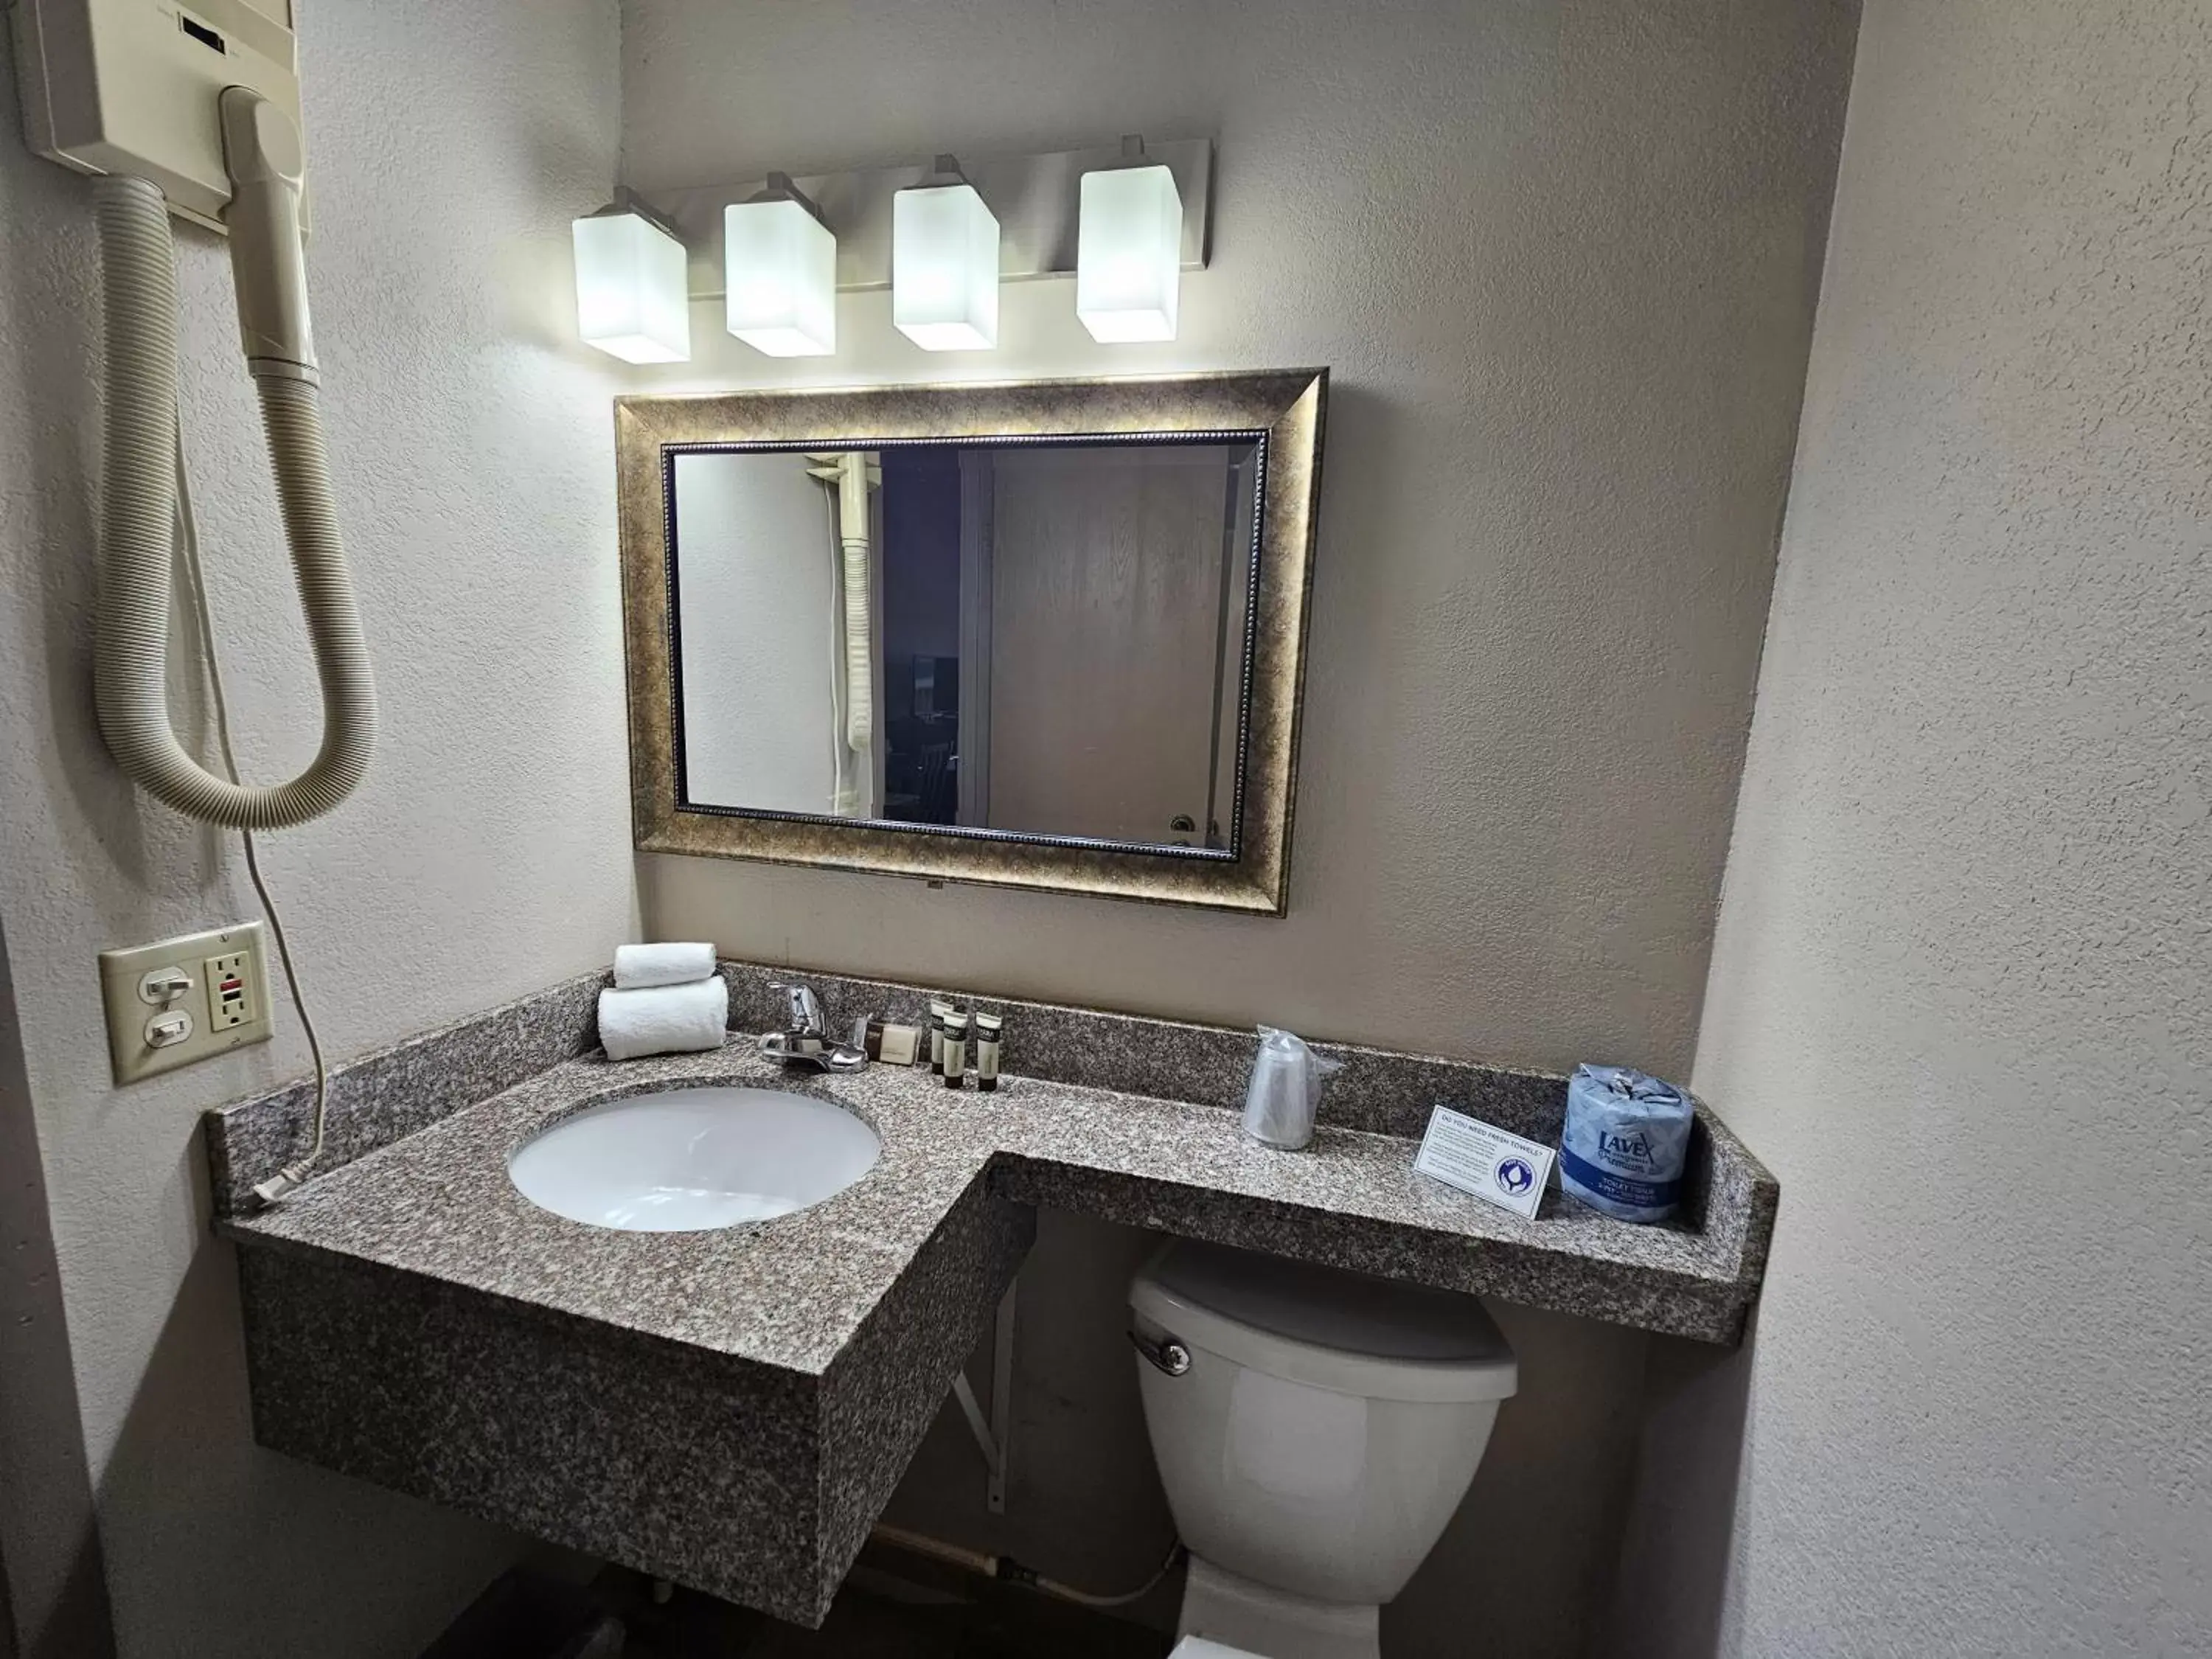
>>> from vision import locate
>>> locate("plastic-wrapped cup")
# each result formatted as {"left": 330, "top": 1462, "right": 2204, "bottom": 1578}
{"left": 1242, "top": 1026, "right": 1341, "bottom": 1150}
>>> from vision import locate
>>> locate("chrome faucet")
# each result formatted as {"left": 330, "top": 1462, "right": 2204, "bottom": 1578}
{"left": 759, "top": 980, "right": 866, "bottom": 1072}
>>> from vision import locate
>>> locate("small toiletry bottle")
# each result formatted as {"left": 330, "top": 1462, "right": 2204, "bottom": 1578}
{"left": 942, "top": 1011, "right": 969, "bottom": 1088}
{"left": 973, "top": 1011, "right": 1004, "bottom": 1092}
{"left": 929, "top": 1000, "right": 952, "bottom": 1076}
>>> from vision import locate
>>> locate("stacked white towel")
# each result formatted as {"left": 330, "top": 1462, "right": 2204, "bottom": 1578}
{"left": 597, "top": 942, "right": 727, "bottom": 1061}
{"left": 613, "top": 942, "right": 718, "bottom": 989}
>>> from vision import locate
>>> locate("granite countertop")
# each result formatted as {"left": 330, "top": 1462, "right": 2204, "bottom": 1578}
{"left": 206, "top": 963, "right": 1777, "bottom": 1621}
{"left": 219, "top": 1030, "right": 1767, "bottom": 1366}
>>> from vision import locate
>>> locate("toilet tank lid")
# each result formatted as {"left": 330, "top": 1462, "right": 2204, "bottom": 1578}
{"left": 1130, "top": 1239, "right": 1517, "bottom": 1404}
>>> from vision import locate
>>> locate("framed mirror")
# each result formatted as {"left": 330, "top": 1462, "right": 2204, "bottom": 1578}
{"left": 616, "top": 369, "right": 1326, "bottom": 913}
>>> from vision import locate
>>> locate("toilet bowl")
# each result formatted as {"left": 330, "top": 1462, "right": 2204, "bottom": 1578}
{"left": 1130, "top": 1239, "right": 1517, "bottom": 1659}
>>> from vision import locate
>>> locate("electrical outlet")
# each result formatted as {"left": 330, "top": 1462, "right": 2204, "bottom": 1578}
{"left": 205, "top": 950, "right": 254, "bottom": 1029}
{"left": 98, "top": 921, "right": 273, "bottom": 1084}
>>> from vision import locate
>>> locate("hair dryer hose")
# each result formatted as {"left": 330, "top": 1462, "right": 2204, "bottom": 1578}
{"left": 91, "top": 173, "right": 376, "bottom": 830}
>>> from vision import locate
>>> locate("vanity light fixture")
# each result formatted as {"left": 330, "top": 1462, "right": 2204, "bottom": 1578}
{"left": 723, "top": 174, "right": 836, "bottom": 357}
{"left": 571, "top": 140, "right": 1210, "bottom": 364}
{"left": 572, "top": 192, "right": 692, "bottom": 365}
{"left": 891, "top": 155, "right": 1001, "bottom": 351}
{"left": 1077, "top": 136, "right": 1183, "bottom": 344}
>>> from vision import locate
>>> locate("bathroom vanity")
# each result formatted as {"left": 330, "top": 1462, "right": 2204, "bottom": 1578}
{"left": 205, "top": 961, "right": 1775, "bottom": 1628}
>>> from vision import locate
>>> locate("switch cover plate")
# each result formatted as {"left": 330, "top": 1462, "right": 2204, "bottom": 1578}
{"left": 98, "top": 920, "right": 274, "bottom": 1084}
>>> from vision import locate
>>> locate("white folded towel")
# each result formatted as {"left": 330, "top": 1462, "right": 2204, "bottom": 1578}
{"left": 613, "top": 942, "right": 718, "bottom": 990}
{"left": 597, "top": 977, "right": 728, "bottom": 1061}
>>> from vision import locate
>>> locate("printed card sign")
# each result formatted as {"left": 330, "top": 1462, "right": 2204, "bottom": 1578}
{"left": 1413, "top": 1105, "right": 1555, "bottom": 1220}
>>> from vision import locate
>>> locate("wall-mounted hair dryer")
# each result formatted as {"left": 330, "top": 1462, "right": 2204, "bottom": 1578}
{"left": 13, "top": 0, "right": 376, "bottom": 828}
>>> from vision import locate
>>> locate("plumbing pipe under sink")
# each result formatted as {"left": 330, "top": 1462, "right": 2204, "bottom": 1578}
{"left": 868, "top": 1523, "right": 1186, "bottom": 1612}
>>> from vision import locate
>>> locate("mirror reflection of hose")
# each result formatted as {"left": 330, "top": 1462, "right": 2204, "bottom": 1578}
{"left": 91, "top": 173, "right": 377, "bottom": 829}
{"left": 818, "top": 483, "right": 851, "bottom": 812}
{"left": 838, "top": 451, "right": 873, "bottom": 759}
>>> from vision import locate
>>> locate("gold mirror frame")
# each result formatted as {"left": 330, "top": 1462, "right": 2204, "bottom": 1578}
{"left": 616, "top": 368, "right": 1327, "bottom": 914}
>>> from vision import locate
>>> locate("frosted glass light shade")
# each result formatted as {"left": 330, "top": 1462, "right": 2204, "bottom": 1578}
{"left": 1077, "top": 164, "right": 1183, "bottom": 343}
{"left": 892, "top": 184, "right": 1000, "bottom": 350}
{"left": 573, "top": 212, "right": 690, "bottom": 364}
{"left": 724, "top": 199, "right": 836, "bottom": 357}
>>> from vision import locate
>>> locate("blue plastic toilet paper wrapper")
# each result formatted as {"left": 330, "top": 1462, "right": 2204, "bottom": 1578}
{"left": 1559, "top": 1064, "right": 1694, "bottom": 1223}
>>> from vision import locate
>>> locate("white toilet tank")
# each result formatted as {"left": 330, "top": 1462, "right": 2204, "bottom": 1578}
{"left": 1130, "top": 1240, "right": 1517, "bottom": 1608}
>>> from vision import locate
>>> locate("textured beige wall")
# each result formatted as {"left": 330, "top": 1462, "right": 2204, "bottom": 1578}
{"left": 0, "top": 1, "right": 637, "bottom": 1652}
{"left": 0, "top": 921, "right": 111, "bottom": 1658}
{"left": 625, "top": 0, "right": 1860, "bottom": 1079}
{"left": 1654, "top": 2, "right": 2212, "bottom": 1652}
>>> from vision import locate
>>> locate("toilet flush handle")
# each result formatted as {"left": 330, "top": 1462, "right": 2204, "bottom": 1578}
{"left": 1129, "top": 1328, "right": 1192, "bottom": 1377}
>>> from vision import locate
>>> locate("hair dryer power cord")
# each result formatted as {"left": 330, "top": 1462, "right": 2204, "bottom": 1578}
{"left": 172, "top": 429, "right": 332, "bottom": 1203}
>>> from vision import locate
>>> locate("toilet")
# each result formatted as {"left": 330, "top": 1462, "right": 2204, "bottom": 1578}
{"left": 1130, "top": 1239, "right": 1517, "bottom": 1659}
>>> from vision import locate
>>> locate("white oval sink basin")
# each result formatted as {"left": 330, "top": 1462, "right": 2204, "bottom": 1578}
{"left": 508, "top": 1087, "right": 880, "bottom": 1232}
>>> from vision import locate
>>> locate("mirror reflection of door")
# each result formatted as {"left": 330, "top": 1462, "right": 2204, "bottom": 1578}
{"left": 973, "top": 445, "right": 1253, "bottom": 847}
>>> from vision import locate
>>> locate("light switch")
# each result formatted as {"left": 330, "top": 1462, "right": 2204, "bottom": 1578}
{"left": 98, "top": 922, "right": 274, "bottom": 1084}
{"left": 139, "top": 966, "right": 195, "bottom": 1004}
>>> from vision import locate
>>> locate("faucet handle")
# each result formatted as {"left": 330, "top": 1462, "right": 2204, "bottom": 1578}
{"left": 760, "top": 980, "right": 866, "bottom": 1073}
{"left": 769, "top": 980, "right": 826, "bottom": 1037}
